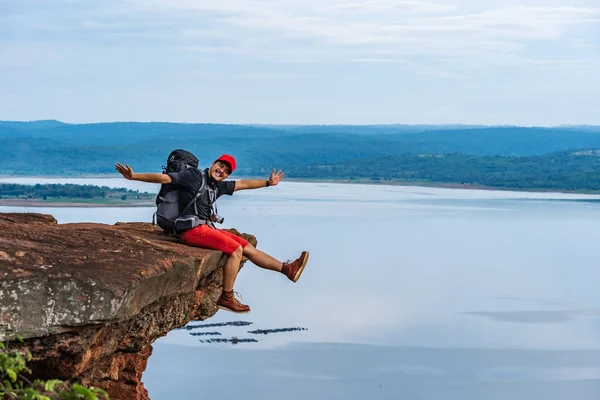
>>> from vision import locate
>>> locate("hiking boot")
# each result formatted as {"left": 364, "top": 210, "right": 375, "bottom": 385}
{"left": 217, "top": 290, "right": 250, "bottom": 314}
{"left": 281, "top": 251, "right": 309, "bottom": 282}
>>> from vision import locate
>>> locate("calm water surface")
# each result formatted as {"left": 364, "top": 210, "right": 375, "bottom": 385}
{"left": 3, "top": 177, "right": 600, "bottom": 399}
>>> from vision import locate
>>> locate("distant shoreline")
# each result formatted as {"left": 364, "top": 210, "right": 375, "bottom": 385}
{"left": 3, "top": 173, "right": 599, "bottom": 195}
{"left": 284, "top": 178, "right": 600, "bottom": 195}
{"left": 0, "top": 198, "right": 153, "bottom": 208}
{"left": 2, "top": 173, "right": 600, "bottom": 195}
{"left": 1, "top": 176, "right": 600, "bottom": 208}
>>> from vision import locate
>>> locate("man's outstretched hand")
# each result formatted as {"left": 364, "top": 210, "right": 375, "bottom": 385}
{"left": 115, "top": 163, "right": 134, "bottom": 180}
{"left": 268, "top": 169, "right": 284, "bottom": 186}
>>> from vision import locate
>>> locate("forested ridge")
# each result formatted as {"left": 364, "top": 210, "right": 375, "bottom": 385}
{"left": 2, "top": 121, "right": 600, "bottom": 192}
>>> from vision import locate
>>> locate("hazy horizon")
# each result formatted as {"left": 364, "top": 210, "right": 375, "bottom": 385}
{"left": 2, "top": 119, "right": 599, "bottom": 128}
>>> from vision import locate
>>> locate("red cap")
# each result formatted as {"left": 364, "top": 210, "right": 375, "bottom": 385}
{"left": 215, "top": 154, "right": 236, "bottom": 173}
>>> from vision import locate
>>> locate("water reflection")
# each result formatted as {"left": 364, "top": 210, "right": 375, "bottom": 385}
{"left": 3, "top": 178, "right": 600, "bottom": 399}
{"left": 143, "top": 341, "right": 600, "bottom": 400}
{"left": 462, "top": 309, "right": 600, "bottom": 323}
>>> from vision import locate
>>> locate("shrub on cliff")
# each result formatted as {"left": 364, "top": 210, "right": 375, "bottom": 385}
{"left": 0, "top": 336, "right": 109, "bottom": 400}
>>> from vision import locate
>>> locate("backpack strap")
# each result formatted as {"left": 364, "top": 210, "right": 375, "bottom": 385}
{"left": 180, "top": 170, "right": 207, "bottom": 216}
{"left": 200, "top": 169, "right": 219, "bottom": 215}
{"left": 198, "top": 169, "right": 220, "bottom": 213}
{"left": 179, "top": 169, "right": 219, "bottom": 218}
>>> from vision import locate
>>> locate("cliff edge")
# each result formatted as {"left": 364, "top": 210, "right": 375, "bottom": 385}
{"left": 0, "top": 212, "right": 256, "bottom": 400}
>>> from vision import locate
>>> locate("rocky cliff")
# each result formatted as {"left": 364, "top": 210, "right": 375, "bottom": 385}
{"left": 0, "top": 213, "right": 256, "bottom": 400}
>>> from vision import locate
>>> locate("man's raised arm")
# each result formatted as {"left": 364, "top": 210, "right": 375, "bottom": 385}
{"left": 115, "top": 163, "right": 172, "bottom": 184}
{"left": 234, "top": 168, "right": 284, "bottom": 191}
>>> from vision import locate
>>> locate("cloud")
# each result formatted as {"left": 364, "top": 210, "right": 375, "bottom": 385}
{"left": 0, "top": 0, "right": 599, "bottom": 124}
{"left": 121, "top": 1, "right": 600, "bottom": 44}
{"left": 318, "top": 0, "right": 457, "bottom": 14}
{"left": 6, "top": 1, "right": 599, "bottom": 63}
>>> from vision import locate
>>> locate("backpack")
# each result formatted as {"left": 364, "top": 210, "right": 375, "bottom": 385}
{"left": 154, "top": 149, "right": 204, "bottom": 234}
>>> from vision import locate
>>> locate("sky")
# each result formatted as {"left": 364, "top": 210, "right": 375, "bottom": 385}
{"left": 1, "top": 0, "right": 599, "bottom": 125}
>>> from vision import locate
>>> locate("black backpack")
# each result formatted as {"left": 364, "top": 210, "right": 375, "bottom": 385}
{"left": 154, "top": 149, "right": 202, "bottom": 234}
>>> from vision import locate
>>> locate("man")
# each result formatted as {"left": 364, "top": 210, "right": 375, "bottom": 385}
{"left": 115, "top": 154, "right": 309, "bottom": 314}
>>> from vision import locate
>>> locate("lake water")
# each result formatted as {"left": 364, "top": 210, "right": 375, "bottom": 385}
{"left": 2, "top": 177, "right": 600, "bottom": 399}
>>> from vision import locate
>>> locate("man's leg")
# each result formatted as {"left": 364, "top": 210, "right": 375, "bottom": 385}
{"left": 243, "top": 243, "right": 309, "bottom": 283}
{"left": 242, "top": 244, "right": 283, "bottom": 272}
{"left": 181, "top": 225, "right": 250, "bottom": 313}
{"left": 222, "top": 245, "right": 243, "bottom": 292}
{"left": 218, "top": 244, "right": 250, "bottom": 313}
{"left": 205, "top": 229, "right": 282, "bottom": 272}
{"left": 210, "top": 230, "right": 310, "bottom": 282}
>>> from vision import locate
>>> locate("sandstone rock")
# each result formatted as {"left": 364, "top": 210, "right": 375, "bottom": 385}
{"left": 0, "top": 213, "right": 256, "bottom": 400}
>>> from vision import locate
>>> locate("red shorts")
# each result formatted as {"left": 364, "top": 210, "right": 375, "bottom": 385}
{"left": 180, "top": 224, "right": 248, "bottom": 256}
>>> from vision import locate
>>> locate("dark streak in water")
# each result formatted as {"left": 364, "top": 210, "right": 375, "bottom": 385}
{"left": 199, "top": 337, "right": 258, "bottom": 344}
{"left": 179, "top": 321, "right": 253, "bottom": 330}
{"left": 248, "top": 327, "right": 308, "bottom": 335}
{"left": 189, "top": 332, "right": 222, "bottom": 336}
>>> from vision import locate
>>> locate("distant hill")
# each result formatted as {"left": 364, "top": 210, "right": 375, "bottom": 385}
{"left": 1, "top": 121, "right": 599, "bottom": 156}
{"left": 0, "top": 120, "right": 67, "bottom": 130}
{"left": 2, "top": 121, "right": 600, "bottom": 191}
{"left": 285, "top": 150, "right": 600, "bottom": 191}
{"left": 253, "top": 124, "right": 491, "bottom": 135}
{"left": 556, "top": 125, "right": 600, "bottom": 133}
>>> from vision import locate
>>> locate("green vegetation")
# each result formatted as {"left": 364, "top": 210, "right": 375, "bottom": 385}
{"left": 285, "top": 151, "right": 600, "bottom": 191}
{"left": 0, "top": 184, "right": 154, "bottom": 202}
{"left": 2, "top": 121, "right": 600, "bottom": 192}
{"left": 0, "top": 336, "right": 109, "bottom": 399}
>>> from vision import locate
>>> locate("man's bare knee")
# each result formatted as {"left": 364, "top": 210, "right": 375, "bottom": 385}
{"left": 231, "top": 246, "right": 243, "bottom": 259}
{"left": 242, "top": 243, "right": 255, "bottom": 256}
